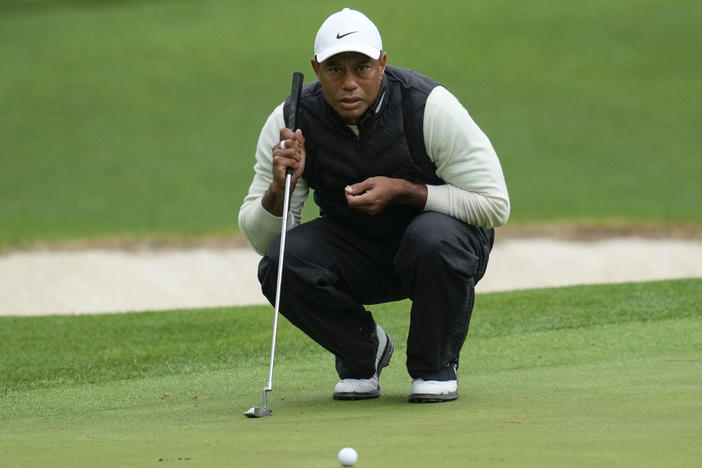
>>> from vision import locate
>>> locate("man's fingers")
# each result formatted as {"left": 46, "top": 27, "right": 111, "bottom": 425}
{"left": 345, "top": 189, "right": 363, "bottom": 202}
{"left": 345, "top": 179, "right": 372, "bottom": 196}
{"left": 274, "top": 140, "right": 300, "bottom": 161}
{"left": 277, "top": 137, "right": 291, "bottom": 151}
{"left": 279, "top": 127, "right": 295, "bottom": 141}
{"left": 294, "top": 128, "right": 306, "bottom": 145}
{"left": 273, "top": 128, "right": 306, "bottom": 185}
{"left": 279, "top": 127, "right": 306, "bottom": 148}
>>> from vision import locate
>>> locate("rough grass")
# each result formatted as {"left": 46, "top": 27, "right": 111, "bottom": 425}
{"left": 1, "top": 0, "right": 701, "bottom": 248}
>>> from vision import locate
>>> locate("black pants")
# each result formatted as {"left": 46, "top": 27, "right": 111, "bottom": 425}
{"left": 258, "top": 212, "right": 494, "bottom": 380}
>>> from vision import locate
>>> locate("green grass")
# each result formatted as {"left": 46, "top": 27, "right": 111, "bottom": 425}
{"left": 1, "top": 279, "right": 700, "bottom": 467}
{"left": 1, "top": 0, "right": 701, "bottom": 248}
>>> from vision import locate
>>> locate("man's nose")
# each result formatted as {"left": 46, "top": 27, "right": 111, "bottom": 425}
{"left": 341, "top": 70, "right": 358, "bottom": 90}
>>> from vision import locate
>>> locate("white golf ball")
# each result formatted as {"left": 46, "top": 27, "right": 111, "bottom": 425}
{"left": 338, "top": 447, "right": 358, "bottom": 466}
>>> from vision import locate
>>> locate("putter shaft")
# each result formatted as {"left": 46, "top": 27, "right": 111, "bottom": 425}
{"left": 245, "top": 71, "right": 303, "bottom": 419}
{"left": 262, "top": 170, "right": 292, "bottom": 407}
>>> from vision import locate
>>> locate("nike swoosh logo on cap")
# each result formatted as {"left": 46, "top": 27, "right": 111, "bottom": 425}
{"left": 336, "top": 31, "right": 358, "bottom": 39}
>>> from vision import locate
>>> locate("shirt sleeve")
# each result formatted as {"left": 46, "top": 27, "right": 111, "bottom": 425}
{"left": 237, "top": 102, "right": 309, "bottom": 255}
{"left": 423, "top": 86, "right": 510, "bottom": 228}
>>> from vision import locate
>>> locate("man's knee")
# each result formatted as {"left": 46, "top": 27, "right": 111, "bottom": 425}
{"left": 257, "top": 237, "right": 280, "bottom": 300}
{"left": 257, "top": 229, "right": 302, "bottom": 296}
{"left": 257, "top": 226, "right": 338, "bottom": 299}
{"left": 399, "top": 212, "right": 453, "bottom": 254}
{"left": 394, "top": 212, "right": 487, "bottom": 278}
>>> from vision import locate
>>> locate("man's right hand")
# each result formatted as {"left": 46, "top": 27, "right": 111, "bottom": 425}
{"left": 262, "top": 128, "right": 306, "bottom": 216}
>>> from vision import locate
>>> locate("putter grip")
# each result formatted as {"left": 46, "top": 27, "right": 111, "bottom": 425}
{"left": 286, "top": 72, "right": 304, "bottom": 176}
{"left": 288, "top": 72, "right": 304, "bottom": 131}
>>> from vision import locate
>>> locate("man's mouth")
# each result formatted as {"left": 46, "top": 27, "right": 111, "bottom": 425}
{"left": 338, "top": 96, "right": 362, "bottom": 110}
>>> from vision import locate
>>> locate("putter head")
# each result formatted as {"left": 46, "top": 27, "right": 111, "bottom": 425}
{"left": 243, "top": 406, "right": 272, "bottom": 418}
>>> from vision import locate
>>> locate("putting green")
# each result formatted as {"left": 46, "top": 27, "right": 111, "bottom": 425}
{"left": 1, "top": 280, "right": 700, "bottom": 467}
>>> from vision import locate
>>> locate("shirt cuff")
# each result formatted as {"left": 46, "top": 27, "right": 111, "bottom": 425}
{"left": 241, "top": 200, "right": 288, "bottom": 255}
{"left": 424, "top": 184, "right": 450, "bottom": 213}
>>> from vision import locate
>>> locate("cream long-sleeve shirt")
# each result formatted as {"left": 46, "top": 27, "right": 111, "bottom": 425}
{"left": 238, "top": 85, "right": 510, "bottom": 255}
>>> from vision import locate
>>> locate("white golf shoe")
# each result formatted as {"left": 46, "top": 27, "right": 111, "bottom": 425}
{"left": 333, "top": 324, "right": 394, "bottom": 400}
{"left": 408, "top": 378, "right": 458, "bottom": 403}
{"left": 333, "top": 375, "right": 381, "bottom": 399}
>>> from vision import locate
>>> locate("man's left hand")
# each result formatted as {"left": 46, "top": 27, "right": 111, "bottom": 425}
{"left": 345, "top": 176, "right": 428, "bottom": 215}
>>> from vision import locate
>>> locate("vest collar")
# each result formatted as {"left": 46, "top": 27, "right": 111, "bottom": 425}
{"left": 321, "top": 72, "right": 390, "bottom": 131}
{"left": 358, "top": 73, "right": 389, "bottom": 128}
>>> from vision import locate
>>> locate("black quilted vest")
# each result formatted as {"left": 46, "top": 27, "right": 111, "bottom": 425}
{"left": 284, "top": 66, "right": 444, "bottom": 240}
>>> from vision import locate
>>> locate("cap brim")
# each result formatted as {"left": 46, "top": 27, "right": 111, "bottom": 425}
{"left": 316, "top": 44, "right": 381, "bottom": 63}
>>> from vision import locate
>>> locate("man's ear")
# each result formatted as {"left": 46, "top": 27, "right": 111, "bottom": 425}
{"left": 378, "top": 53, "right": 387, "bottom": 74}
{"left": 311, "top": 58, "right": 321, "bottom": 78}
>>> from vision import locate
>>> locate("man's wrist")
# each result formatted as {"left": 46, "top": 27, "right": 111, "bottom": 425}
{"left": 397, "top": 180, "right": 428, "bottom": 209}
{"left": 262, "top": 184, "right": 285, "bottom": 217}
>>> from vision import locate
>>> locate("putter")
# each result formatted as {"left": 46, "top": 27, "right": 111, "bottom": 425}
{"left": 245, "top": 71, "right": 304, "bottom": 418}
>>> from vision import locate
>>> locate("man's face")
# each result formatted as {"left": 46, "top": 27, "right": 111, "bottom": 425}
{"left": 311, "top": 52, "right": 387, "bottom": 125}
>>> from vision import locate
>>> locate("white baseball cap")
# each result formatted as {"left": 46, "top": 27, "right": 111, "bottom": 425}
{"left": 314, "top": 8, "right": 383, "bottom": 63}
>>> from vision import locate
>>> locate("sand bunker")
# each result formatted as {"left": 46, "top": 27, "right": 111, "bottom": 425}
{"left": 2, "top": 235, "right": 700, "bottom": 316}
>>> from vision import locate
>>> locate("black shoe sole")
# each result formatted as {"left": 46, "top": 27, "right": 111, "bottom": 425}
{"left": 408, "top": 392, "right": 458, "bottom": 403}
{"left": 333, "top": 391, "right": 381, "bottom": 401}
